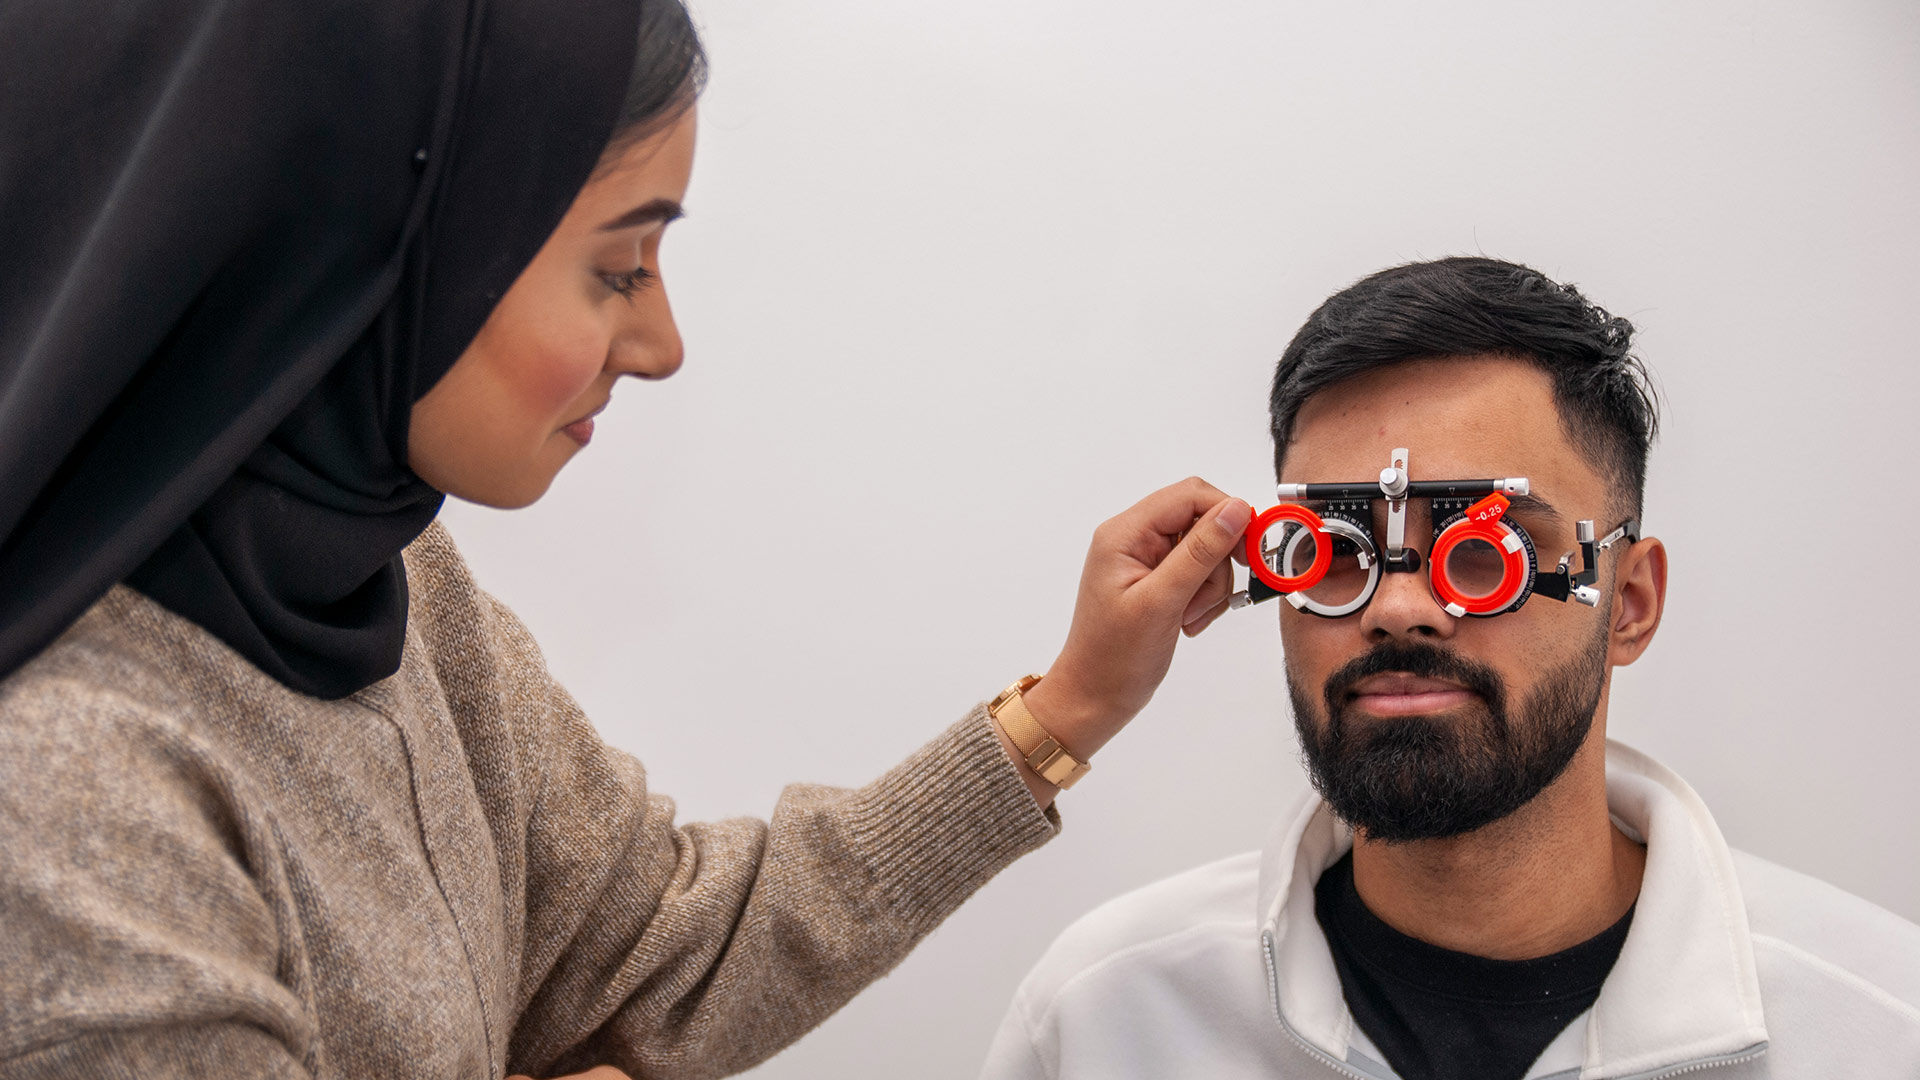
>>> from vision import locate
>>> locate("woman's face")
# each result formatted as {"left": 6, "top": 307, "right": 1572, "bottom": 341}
{"left": 409, "top": 106, "right": 698, "bottom": 507}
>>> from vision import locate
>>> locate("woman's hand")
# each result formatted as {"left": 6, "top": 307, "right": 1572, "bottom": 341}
{"left": 1006, "top": 477, "right": 1249, "bottom": 805}
{"left": 507, "top": 1069, "right": 631, "bottom": 1080}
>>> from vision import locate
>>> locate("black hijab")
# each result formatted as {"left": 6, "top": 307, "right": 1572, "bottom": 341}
{"left": 0, "top": 0, "right": 641, "bottom": 697}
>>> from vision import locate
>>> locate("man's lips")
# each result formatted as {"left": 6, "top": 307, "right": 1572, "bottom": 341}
{"left": 1345, "top": 672, "right": 1478, "bottom": 716}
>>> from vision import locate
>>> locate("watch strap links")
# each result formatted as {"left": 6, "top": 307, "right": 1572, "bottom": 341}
{"left": 988, "top": 674, "right": 1091, "bottom": 789}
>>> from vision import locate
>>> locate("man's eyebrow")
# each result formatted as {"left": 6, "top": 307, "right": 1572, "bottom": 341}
{"left": 597, "top": 198, "right": 685, "bottom": 232}
{"left": 1506, "top": 492, "right": 1566, "bottom": 524}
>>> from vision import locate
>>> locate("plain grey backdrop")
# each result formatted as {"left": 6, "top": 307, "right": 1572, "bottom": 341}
{"left": 439, "top": 1, "right": 1920, "bottom": 1075}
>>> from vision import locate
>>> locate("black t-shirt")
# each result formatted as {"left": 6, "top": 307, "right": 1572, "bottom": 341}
{"left": 1313, "top": 851, "right": 1634, "bottom": 1080}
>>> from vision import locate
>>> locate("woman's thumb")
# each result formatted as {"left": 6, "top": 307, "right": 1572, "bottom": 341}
{"left": 1146, "top": 498, "right": 1250, "bottom": 611}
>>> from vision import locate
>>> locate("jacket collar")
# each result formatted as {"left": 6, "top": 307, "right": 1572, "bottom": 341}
{"left": 1255, "top": 740, "right": 1769, "bottom": 1079}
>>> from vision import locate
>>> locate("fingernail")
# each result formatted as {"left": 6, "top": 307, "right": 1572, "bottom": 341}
{"left": 1217, "top": 499, "right": 1251, "bottom": 534}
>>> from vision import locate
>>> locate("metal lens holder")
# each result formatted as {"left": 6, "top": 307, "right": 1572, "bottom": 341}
{"left": 1230, "top": 447, "right": 1639, "bottom": 618}
{"left": 1278, "top": 512, "right": 1378, "bottom": 617}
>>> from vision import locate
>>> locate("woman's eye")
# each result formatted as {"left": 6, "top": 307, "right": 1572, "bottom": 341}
{"left": 601, "top": 266, "right": 657, "bottom": 299}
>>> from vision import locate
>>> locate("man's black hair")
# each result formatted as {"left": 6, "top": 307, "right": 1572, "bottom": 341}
{"left": 1270, "top": 257, "right": 1659, "bottom": 514}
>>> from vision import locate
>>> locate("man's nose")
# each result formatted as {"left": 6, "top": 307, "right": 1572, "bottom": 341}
{"left": 1358, "top": 555, "right": 1456, "bottom": 642}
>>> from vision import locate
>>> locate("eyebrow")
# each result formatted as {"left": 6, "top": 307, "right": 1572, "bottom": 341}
{"left": 1505, "top": 493, "right": 1566, "bottom": 525}
{"left": 597, "top": 198, "right": 685, "bottom": 232}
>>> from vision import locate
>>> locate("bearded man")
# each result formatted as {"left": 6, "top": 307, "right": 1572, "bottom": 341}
{"left": 981, "top": 257, "right": 1920, "bottom": 1080}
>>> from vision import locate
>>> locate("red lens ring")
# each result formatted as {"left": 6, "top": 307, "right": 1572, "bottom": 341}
{"left": 1246, "top": 504, "right": 1334, "bottom": 592}
{"left": 1430, "top": 519, "right": 1528, "bottom": 615}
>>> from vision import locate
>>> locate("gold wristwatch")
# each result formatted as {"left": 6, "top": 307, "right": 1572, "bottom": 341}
{"left": 988, "top": 674, "right": 1091, "bottom": 790}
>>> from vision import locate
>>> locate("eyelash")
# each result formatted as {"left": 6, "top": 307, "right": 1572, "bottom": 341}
{"left": 601, "top": 266, "right": 657, "bottom": 300}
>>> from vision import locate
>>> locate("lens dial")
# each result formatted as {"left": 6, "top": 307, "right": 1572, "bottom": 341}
{"left": 1430, "top": 497, "right": 1537, "bottom": 616}
{"left": 1246, "top": 503, "right": 1334, "bottom": 593}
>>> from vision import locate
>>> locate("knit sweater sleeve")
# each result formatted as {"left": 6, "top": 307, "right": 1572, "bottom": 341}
{"left": 402, "top": 526, "right": 1062, "bottom": 1079}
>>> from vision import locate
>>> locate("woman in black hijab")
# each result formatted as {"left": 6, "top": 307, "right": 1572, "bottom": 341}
{"left": 0, "top": 0, "right": 662, "bottom": 694}
{"left": 0, "top": 0, "right": 1250, "bottom": 1076}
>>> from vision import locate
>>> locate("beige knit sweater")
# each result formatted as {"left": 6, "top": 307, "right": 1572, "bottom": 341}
{"left": 0, "top": 523, "right": 1058, "bottom": 1079}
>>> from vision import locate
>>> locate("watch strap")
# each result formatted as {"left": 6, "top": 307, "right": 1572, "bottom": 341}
{"left": 988, "top": 675, "right": 1091, "bottom": 789}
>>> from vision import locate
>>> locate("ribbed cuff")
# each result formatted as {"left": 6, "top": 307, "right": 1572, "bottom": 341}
{"left": 844, "top": 704, "right": 1061, "bottom": 931}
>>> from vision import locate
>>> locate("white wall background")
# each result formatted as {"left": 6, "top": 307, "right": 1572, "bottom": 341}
{"left": 441, "top": 1, "right": 1920, "bottom": 1075}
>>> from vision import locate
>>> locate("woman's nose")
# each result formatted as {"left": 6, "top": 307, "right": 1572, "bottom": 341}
{"left": 637, "top": 319, "right": 685, "bottom": 380}
{"left": 614, "top": 288, "right": 685, "bottom": 380}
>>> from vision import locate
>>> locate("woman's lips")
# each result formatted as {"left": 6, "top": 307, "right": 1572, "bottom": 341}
{"left": 1346, "top": 673, "right": 1477, "bottom": 717}
{"left": 560, "top": 400, "right": 609, "bottom": 447}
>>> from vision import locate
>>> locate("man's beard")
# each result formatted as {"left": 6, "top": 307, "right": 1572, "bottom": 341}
{"left": 1288, "top": 633, "right": 1608, "bottom": 844}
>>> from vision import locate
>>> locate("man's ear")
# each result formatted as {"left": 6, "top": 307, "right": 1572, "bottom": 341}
{"left": 1608, "top": 536, "right": 1667, "bottom": 667}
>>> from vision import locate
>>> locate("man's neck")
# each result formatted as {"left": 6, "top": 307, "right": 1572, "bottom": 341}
{"left": 1348, "top": 735, "right": 1646, "bottom": 961}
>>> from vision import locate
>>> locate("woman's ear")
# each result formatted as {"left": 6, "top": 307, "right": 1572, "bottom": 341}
{"left": 1608, "top": 536, "right": 1667, "bottom": 668}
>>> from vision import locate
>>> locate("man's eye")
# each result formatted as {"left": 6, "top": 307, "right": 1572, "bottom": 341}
{"left": 601, "top": 266, "right": 657, "bottom": 298}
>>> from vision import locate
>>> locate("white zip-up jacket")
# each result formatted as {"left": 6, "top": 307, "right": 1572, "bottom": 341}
{"left": 983, "top": 742, "right": 1920, "bottom": 1080}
